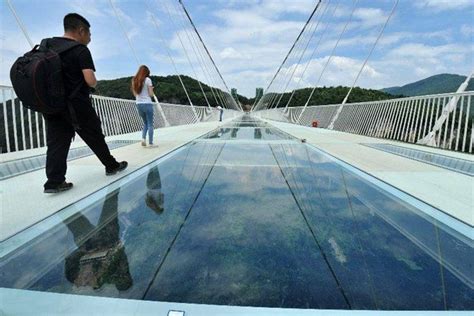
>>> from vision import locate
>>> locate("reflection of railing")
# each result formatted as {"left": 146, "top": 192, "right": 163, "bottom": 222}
{"left": 256, "top": 91, "right": 474, "bottom": 153}
{"left": 0, "top": 85, "right": 240, "bottom": 153}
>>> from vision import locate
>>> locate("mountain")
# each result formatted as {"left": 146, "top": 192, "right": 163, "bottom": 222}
{"left": 97, "top": 76, "right": 399, "bottom": 108}
{"left": 381, "top": 73, "right": 474, "bottom": 96}
{"left": 260, "top": 86, "right": 400, "bottom": 108}
{"left": 96, "top": 75, "right": 253, "bottom": 107}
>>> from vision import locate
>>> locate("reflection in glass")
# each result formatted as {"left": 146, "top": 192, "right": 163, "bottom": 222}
{"left": 0, "top": 117, "right": 472, "bottom": 311}
{"left": 145, "top": 166, "right": 164, "bottom": 214}
{"left": 64, "top": 189, "right": 133, "bottom": 291}
{"left": 269, "top": 143, "right": 473, "bottom": 310}
{"left": 254, "top": 128, "right": 262, "bottom": 139}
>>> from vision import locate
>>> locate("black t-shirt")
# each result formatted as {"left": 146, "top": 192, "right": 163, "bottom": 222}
{"left": 48, "top": 37, "right": 95, "bottom": 105}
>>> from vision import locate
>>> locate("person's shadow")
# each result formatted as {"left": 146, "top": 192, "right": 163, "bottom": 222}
{"left": 145, "top": 166, "right": 164, "bottom": 214}
{"left": 63, "top": 188, "right": 133, "bottom": 291}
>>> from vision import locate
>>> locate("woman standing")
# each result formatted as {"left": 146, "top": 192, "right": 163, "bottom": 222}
{"left": 132, "top": 65, "right": 156, "bottom": 147}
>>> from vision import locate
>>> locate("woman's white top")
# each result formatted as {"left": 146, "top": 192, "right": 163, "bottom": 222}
{"left": 136, "top": 77, "right": 153, "bottom": 104}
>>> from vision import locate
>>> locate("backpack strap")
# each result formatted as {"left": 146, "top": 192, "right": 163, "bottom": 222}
{"left": 41, "top": 38, "right": 84, "bottom": 131}
{"left": 55, "top": 41, "right": 82, "bottom": 55}
{"left": 59, "top": 41, "right": 84, "bottom": 131}
{"left": 41, "top": 38, "right": 82, "bottom": 54}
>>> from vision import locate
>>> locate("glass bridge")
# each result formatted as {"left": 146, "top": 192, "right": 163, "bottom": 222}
{"left": 1, "top": 117, "right": 472, "bottom": 312}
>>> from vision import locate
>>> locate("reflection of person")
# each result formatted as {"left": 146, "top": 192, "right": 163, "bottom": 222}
{"left": 217, "top": 105, "right": 224, "bottom": 122}
{"left": 64, "top": 189, "right": 133, "bottom": 291}
{"left": 208, "top": 128, "right": 230, "bottom": 139}
{"left": 254, "top": 128, "right": 262, "bottom": 139}
{"left": 132, "top": 65, "right": 156, "bottom": 147}
{"left": 145, "top": 166, "right": 164, "bottom": 214}
{"left": 231, "top": 128, "right": 238, "bottom": 138}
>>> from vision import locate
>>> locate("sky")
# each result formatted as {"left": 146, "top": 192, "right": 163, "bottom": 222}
{"left": 1, "top": 0, "right": 473, "bottom": 98}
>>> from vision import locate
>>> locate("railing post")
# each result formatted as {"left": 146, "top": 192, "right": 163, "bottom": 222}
{"left": 418, "top": 72, "right": 473, "bottom": 147}
{"left": 153, "top": 96, "right": 170, "bottom": 127}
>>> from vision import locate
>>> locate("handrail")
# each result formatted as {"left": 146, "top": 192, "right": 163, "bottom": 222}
{"left": 0, "top": 86, "right": 240, "bottom": 154}
{"left": 256, "top": 91, "right": 474, "bottom": 153}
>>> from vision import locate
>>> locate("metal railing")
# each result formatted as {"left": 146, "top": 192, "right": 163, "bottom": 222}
{"left": 1, "top": 85, "right": 240, "bottom": 154}
{"left": 256, "top": 91, "right": 474, "bottom": 153}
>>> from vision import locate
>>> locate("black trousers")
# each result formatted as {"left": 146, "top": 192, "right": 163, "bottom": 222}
{"left": 44, "top": 106, "right": 119, "bottom": 187}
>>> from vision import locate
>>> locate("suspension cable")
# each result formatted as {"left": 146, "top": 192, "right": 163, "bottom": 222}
{"left": 172, "top": 0, "right": 228, "bottom": 110}
{"left": 271, "top": 1, "right": 325, "bottom": 109}
{"left": 6, "top": 0, "right": 34, "bottom": 48}
{"left": 252, "top": 0, "right": 321, "bottom": 112}
{"left": 145, "top": 0, "right": 195, "bottom": 109}
{"left": 160, "top": 0, "right": 212, "bottom": 110}
{"left": 172, "top": 4, "right": 220, "bottom": 111}
{"left": 283, "top": 0, "right": 333, "bottom": 111}
{"left": 266, "top": 21, "right": 313, "bottom": 111}
{"left": 261, "top": 0, "right": 321, "bottom": 100}
{"left": 173, "top": 2, "right": 223, "bottom": 107}
{"left": 328, "top": 0, "right": 399, "bottom": 129}
{"left": 296, "top": 0, "right": 356, "bottom": 124}
{"left": 178, "top": 0, "right": 240, "bottom": 111}
{"left": 108, "top": 0, "right": 140, "bottom": 65}
{"left": 109, "top": 0, "right": 174, "bottom": 124}
{"left": 256, "top": 0, "right": 327, "bottom": 112}
{"left": 342, "top": 0, "right": 399, "bottom": 105}
{"left": 175, "top": 2, "right": 229, "bottom": 110}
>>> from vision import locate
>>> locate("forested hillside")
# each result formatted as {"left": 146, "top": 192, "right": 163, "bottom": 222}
{"left": 96, "top": 75, "right": 399, "bottom": 108}
{"left": 382, "top": 74, "right": 474, "bottom": 96}
{"left": 96, "top": 75, "right": 253, "bottom": 107}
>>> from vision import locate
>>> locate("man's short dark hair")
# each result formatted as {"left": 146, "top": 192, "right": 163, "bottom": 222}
{"left": 64, "top": 13, "right": 90, "bottom": 32}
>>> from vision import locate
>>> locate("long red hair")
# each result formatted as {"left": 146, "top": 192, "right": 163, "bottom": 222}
{"left": 131, "top": 65, "right": 150, "bottom": 95}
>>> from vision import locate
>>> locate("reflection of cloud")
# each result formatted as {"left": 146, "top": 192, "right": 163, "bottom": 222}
{"left": 329, "top": 237, "right": 347, "bottom": 263}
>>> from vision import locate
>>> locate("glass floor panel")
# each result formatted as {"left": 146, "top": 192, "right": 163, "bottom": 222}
{"left": 0, "top": 140, "right": 139, "bottom": 180}
{"left": 363, "top": 143, "right": 474, "bottom": 176}
{"left": 0, "top": 118, "right": 472, "bottom": 311}
{"left": 203, "top": 127, "right": 294, "bottom": 141}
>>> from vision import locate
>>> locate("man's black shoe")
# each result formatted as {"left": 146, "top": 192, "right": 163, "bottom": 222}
{"left": 44, "top": 181, "right": 73, "bottom": 194}
{"left": 106, "top": 161, "right": 128, "bottom": 176}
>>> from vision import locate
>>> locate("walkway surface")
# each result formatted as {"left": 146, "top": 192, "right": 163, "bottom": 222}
{"left": 266, "top": 120, "right": 473, "bottom": 227}
{"left": 1, "top": 120, "right": 225, "bottom": 241}
{"left": 2, "top": 117, "right": 472, "bottom": 241}
{"left": 1, "top": 116, "right": 472, "bottom": 315}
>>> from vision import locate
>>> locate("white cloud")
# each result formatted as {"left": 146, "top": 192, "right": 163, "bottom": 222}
{"left": 414, "top": 0, "right": 474, "bottom": 11}
{"left": 69, "top": 0, "right": 106, "bottom": 17}
{"left": 108, "top": 3, "right": 140, "bottom": 41}
{"left": 353, "top": 8, "right": 388, "bottom": 28}
{"left": 260, "top": 0, "right": 316, "bottom": 16}
{"left": 220, "top": 47, "right": 248, "bottom": 60}
{"left": 387, "top": 43, "right": 470, "bottom": 59}
{"left": 460, "top": 24, "right": 474, "bottom": 38}
{"left": 1, "top": 0, "right": 472, "bottom": 98}
{"left": 273, "top": 56, "right": 380, "bottom": 92}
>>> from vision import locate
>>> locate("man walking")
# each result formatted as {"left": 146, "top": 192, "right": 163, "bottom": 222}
{"left": 43, "top": 13, "right": 127, "bottom": 193}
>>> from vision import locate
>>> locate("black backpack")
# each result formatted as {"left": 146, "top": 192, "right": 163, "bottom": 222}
{"left": 10, "top": 38, "right": 82, "bottom": 118}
